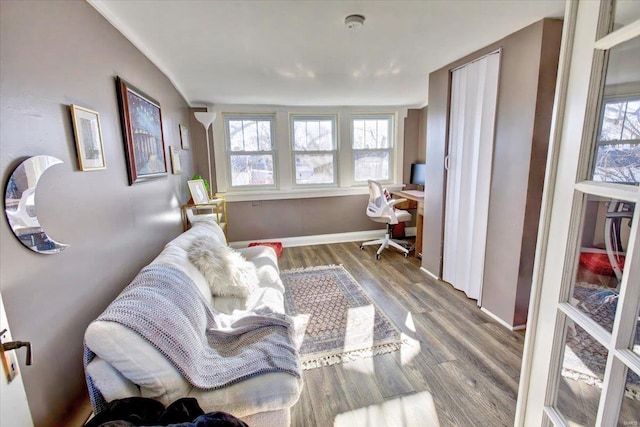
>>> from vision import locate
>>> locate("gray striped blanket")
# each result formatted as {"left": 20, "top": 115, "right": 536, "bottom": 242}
{"left": 84, "top": 263, "right": 300, "bottom": 412}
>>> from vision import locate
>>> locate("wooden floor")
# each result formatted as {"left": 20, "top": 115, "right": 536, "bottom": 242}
{"left": 279, "top": 242, "right": 525, "bottom": 427}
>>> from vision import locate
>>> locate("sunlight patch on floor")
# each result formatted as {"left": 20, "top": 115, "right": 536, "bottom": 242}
{"left": 404, "top": 312, "right": 416, "bottom": 332}
{"left": 400, "top": 312, "right": 421, "bottom": 365}
{"left": 400, "top": 333, "right": 421, "bottom": 366}
{"left": 342, "top": 305, "right": 375, "bottom": 374}
{"left": 333, "top": 391, "right": 441, "bottom": 427}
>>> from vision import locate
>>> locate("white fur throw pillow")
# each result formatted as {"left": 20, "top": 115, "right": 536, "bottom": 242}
{"left": 188, "top": 239, "right": 259, "bottom": 298}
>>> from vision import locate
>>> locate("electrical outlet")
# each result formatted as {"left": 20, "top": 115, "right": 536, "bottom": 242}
{"left": 1, "top": 348, "right": 19, "bottom": 383}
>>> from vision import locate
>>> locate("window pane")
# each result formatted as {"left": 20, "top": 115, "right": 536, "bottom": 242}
{"left": 556, "top": 320, "right": 604, "bottom": 427}
{"left": 600, "top": 102, "right": 626, "bottom": 141}
{"left": 613, "top": 1, "right": 640, "bottom": 33}
{"left": 364, "top": 120, "right": 378, "bottom": 148}
{"left": 243, "top": 121, "right": 258, "bottom": 151}
{"left": 377, "top": 119, "right": 389, "bottom": 148}
{"left": 293, "top": 121, "right": 307, "bottom": 150}
{"left": 229, "top": 120, "right": 244, "bottom": 151}
{"left": 353, "top": 118, "right": 391, "bottom": 149}
{"left": 319, "top": 120, "right": 333, "bottom": 149}
{"left": 632, "top": 304, "right": 640, "bottom": 357}
{"left": 354, "top": 151, "right": 389, "bottom": 181}
{"left": 622, "top": 101, "right": 640, "bottom": 141}
{"left": 230, "top": 154, "right": 273, "bottom": 186}
{"left": 293, "top": 119, "right": 334, "bottom": 151}
{"left": 617, "top": 369, "right": 640, "bottom": 425}
{"left": 593, "top": 143, "right": 640, "bottom": 183}
{"left": 294, "top": 154, "right": 334, "bottom": 184}
{"left": 591, "top": 35, "right": 640, "bottom": 184}
{"left": 574, "top": 196, "right": 633, "bottom": 333}
{"left": 257, "top": 120, "right": 272, "bottom": 151}
{"left": 353, "top": 119, "right": 365, "bottom": 149}
{"left": 307, "top": 121, "right": 320, "bottom": 150}
{"left": 228, "top": 118, "right": 273, "bottom": 153}
{"left": 600, "top": 101, "right": 640, "bottom": 143}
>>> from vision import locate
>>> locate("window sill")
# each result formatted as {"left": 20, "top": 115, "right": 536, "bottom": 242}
{"left": 217, "top": 184, "right": 404, "bottom": 202}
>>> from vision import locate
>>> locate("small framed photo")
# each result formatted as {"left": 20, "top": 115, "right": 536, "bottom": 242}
{"left": 179, "top": 124, "right": 190, "bottom": 150}
{"left": 170, "top": 146, "right": 182, "bottom": 174}
{"left": 187, "top": 179, "right": 209, "bottom": 204}
{"left": 70, "top": 105, "right": 106, "bottom": 171}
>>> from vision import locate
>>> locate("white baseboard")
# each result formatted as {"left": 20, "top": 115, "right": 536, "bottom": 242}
{"left": 420, "top": 267, "right": 440, "bottom": 281}
{"left": 480, "top": 307, "right": 527, "bottom": 331}
{"left": 230, "top": 227, "right": 417, "bottom": 249}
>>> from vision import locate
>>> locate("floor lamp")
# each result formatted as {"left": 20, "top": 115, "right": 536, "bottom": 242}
{"left": 193, "top": 111, "right": 217, "bottom": 198}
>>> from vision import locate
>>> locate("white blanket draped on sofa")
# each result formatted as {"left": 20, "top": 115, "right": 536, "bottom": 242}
{"left": 84, "top": 263, "right": 301, "bottom": 413}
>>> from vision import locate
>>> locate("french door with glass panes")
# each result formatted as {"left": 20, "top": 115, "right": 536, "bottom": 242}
{"left": 516, "top": 0, "right": 640, "bottom": 426}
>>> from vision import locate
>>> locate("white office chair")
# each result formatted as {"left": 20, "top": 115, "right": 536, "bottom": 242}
{"left": 360, "top": 180, "right": 412, "bottom": 260}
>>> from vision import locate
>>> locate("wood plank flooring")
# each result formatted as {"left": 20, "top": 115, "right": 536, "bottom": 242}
{"left": 279, "top": 242, "right": 525, "bottom": 427}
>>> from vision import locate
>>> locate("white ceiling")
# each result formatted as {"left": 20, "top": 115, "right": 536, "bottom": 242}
{"left": 89, "top": 0, "right": 566, "bottom": 108}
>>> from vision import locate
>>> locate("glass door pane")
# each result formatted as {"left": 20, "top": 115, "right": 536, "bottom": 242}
{"left": 590, "top": 36, "right": 640, "bottom": 184}
{"left": 613, "top": 1, "right": 640, "bottom": 32}
{"left": 617, "top": 369, "right": 640, "bottom": 425}
{"left": 573, "top": 196, "right": 634, "bottom": 333}
{"left": 557, "top": 319, "right": 606, "bottom": 427}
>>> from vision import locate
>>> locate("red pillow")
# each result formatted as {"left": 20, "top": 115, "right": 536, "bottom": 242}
{"left": 248, "top": 242, "right": 283, "bottom": 258}
{"left": 579, "top": 252, "right": 625, "bottom": 276}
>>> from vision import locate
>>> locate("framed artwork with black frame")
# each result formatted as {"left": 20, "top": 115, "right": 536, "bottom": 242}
{"left": 116, "top": 76, "right": 168, "bottom": 184}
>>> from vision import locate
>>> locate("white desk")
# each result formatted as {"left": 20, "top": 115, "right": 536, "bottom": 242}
{"left": 391, "top": 190, "right": 425, "bottom": 258}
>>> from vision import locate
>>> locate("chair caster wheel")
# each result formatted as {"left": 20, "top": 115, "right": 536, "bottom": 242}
{"left": 404, "top": 252, "right": 409, "bottom": 258}
{"left": 376, "top": 254, "right": 381, "bottom": 260}
{"left": 360, "top": 245, "right": 364, "bottom": 250}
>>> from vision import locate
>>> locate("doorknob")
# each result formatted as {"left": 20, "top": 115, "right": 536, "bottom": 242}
{"left": 0, "top": 328, "right": 32, "bottom": 365}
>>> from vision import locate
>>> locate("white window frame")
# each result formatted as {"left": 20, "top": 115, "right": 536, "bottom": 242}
{"left": 592, "top": 93, "right": 640, "bottom": 183}
{"left": 351, "top": 114, "right": 395, "bottom": 184}
{"left": 290, "top": 114, "right": 338, "bottom": 187}
{"left": 211, "top": 106, "right": 407, "bottom": 202}
{"left": 223, "top": 114, "right": 277, "bottom": 190}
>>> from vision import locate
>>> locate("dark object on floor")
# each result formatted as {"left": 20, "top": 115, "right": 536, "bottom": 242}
{"left": 85, "top": 397, "right": 248, "bottom": 427}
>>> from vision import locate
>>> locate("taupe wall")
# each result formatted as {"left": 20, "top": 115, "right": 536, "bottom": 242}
{"left": 227, "top": 195, "right": 376, "bottom": 241}
{"left": 220, "top": 109, "right": 423, "bottom": 242}
{"left": 422, "top": 19, "right": 562, "bottom": 327}
{"left": 512, "top": 20, "right": 563, "bottom": 326}
{"left": 0, "top": 1, "right": 194, "bottom": 425}
{"left": 423, "top": 70, "right": 449, "bottom": 275}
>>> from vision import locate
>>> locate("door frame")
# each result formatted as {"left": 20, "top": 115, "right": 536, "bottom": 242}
{"left": 515, "top": 0, "right": 640, "bottom": 425}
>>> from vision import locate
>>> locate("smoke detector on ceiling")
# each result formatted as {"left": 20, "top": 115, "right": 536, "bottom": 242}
{"left": 345, "top": 14, "right": 365, "bottom": 30}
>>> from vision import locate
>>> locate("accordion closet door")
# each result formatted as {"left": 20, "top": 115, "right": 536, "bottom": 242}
{"left": 442, "top": 51, "right": 500, "bottom": 304}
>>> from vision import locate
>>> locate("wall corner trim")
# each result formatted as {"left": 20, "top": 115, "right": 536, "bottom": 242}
{"left": 480, "top": 307, "right": 526, "bottom": 331}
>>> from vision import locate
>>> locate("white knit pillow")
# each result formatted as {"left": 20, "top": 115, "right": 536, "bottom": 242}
{"left": 188, "top": 239, "right": 259, "bottom": 298}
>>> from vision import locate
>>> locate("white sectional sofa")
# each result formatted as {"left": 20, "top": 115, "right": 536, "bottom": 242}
{"left": 84, "top": 220, "right": 302, "bottom": 427}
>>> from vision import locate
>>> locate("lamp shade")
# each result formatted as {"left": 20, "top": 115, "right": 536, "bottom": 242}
{"left": 194, "top": 112, "right": 217, "bottom": 129}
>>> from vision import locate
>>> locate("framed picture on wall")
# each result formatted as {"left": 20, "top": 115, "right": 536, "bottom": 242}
{"left": 70, "top": 105, "right": 106, "bottom": 171}
{"left": 179, "top": 124, "right": 190, "bottom": 150}
{"left": 170, "top": 146, "right": 182, "bottom": 174}
{"left": 115, "top": 76, "right": 168, "bottom": 185}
